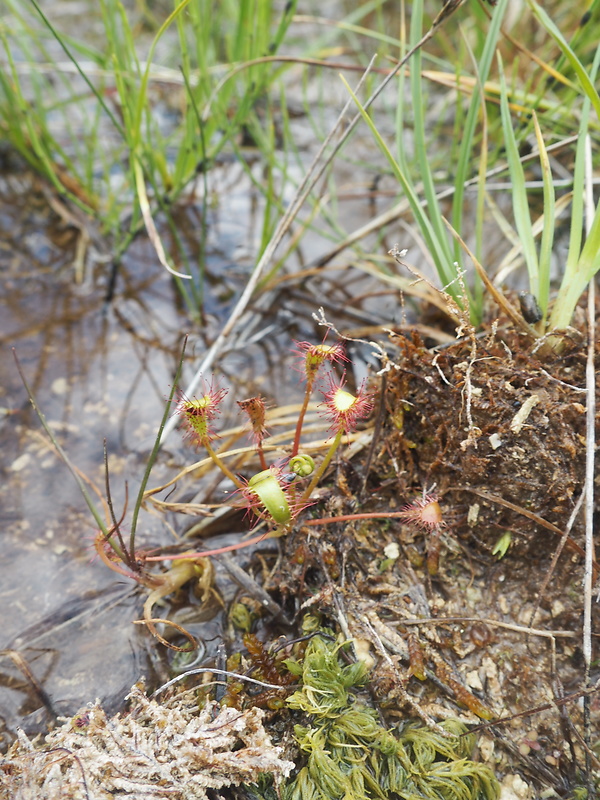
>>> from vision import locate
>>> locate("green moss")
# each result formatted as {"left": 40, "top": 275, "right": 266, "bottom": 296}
{"left": 282, "top": 635, "right": 499, "bottom": 800}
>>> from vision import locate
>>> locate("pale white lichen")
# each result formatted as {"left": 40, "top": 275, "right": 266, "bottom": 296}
{"left": 1, "top": 684, "right": 294, "bottom": 800}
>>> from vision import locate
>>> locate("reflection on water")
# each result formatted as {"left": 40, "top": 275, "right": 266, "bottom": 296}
{"left": 0, "top": 139, "right": 399, "bottom": 748}
{"left": 1, "top": 586, "right": 146, "bottom": 739}
{"left": 0, "top": 162, "right": 288, "bottom": 749}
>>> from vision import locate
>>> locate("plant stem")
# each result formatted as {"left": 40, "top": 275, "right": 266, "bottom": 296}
{"left": 304, "top": 511, "right": 411, "bottom": 526}
{"left": 144, "top": 529, "right": 276, "bottom": 561}
{"left": 301, "top": 429, "right": 343, "bottom": 501}
{"left": 291, "top": 380, "right": 314, "bottom": 457}
{"left": 204, "top": 440, "right": 245, "bottom": 489}
{"left": 257, "top": 440, "right": 268, "bottom": 471}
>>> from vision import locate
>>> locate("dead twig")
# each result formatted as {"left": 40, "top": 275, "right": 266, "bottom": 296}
{"left": 526, "top": 489, "right": 585, "bottom": 631}
{"left": 451, "top": 486, "right": 599, "bottom": 575}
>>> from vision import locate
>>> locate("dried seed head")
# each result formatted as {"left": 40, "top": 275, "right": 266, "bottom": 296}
{"left": 237, "top": 396, "right": 269, "bottom": 443}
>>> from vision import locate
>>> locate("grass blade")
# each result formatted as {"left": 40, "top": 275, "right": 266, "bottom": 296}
{"left": 531, "top": 112, "right": 555, "bottom": 318}
{"left": 549, "top": 43, "right": 600, "bottom": 330}
{"left": 128, "top": 337, "right": 188, "bottom": 552}
{"left": 28, "top": 0, "right": 125, "bottom": 138}
{"left": 408, "top": 1, "right": 456, "bottom": 288}
{"left": 526, "top": 0, "right": 600, "bottom": 120}
{"left": 132, "top": 0, "right": 192, "bottom": 148}
{"left": 12, "top": 350, "right": 110, "bottom": 538}
{"left": 451, "top": 0, "right": 509, "bottom": 268}
{"left": 498, "top": 53, "right": 539, "bottom": 296}
{"left": 340, "top": 75, "right": 459, "bottom": 298}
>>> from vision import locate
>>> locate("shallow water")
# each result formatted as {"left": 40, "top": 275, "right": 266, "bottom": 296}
{"left": 0, "top": 128, "right": 402, "bottom": 747}
{"left": 0, "top": 158, "right": 259, "bottom": 726}
{"left": 0, "top": 0, "right": 437, "bottom": 749}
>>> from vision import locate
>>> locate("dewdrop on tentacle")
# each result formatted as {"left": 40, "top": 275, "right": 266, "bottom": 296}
{"left": 321, "top": 374, "right": 374, "bottom": 435}
{"left": 290, "top": 337, "right": 349, "bottom": 460}
{"left": 293, "top": 339, "right": 348, "bottom": 383}
{"left": 398, "top": 493, "right": 444, "bottom": 530}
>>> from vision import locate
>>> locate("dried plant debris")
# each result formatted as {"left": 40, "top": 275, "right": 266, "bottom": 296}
{"left": 1, "top": 637, "right": 500, "bottom": 800}
{"left": 1, "top": 685, "right": 294, "bottom": 800}
{"left": 381, "top": 329, "right": 591, "bottom": 553}
{"left": 282, "top": 635, "right": 499, "bottom": 800}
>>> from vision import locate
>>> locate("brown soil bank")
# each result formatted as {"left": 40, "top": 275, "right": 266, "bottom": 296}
{"left": 265, "top": 311, "right": 599, "bottom": 797}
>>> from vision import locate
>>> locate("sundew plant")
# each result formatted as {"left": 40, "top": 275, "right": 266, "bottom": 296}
{"left": 18, "top": 333, "right": 472, "bottom": 653}
{"left": 17, "top": 337, "right": 379, "bottom": 649}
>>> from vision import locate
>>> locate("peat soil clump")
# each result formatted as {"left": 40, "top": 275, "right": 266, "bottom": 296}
{"left": 263, "top": 313, "right": 598, "bottom": 797}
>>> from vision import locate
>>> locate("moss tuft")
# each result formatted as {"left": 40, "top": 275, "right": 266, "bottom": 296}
{"left": 282, "top": 635, "right": 499, "bottom": 800}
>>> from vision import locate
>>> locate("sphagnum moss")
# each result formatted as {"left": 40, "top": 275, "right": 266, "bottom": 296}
{"left": 282, "top": 635, "right": 499, "bottom": 800}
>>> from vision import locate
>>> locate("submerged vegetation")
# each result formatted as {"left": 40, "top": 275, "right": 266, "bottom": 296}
{"left": 1, "top": 0, "right": 302, "bottom": 314}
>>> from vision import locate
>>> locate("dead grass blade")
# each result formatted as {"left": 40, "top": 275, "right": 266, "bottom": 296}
{"left": 582, "top": 132, "right": 596, "bottom": 797}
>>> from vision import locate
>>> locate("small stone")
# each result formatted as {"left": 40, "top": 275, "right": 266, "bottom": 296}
{"left": 551, "top": 599, "right": 565, "bottom": 617}
{"left": 465, "top": 669, "right": 483, "bottom": 691}
{"left": 467, "top": 503, "right": 480, "bottom": 527}
{"left": 478, "top": 736, "right": 494, "bottom": 762}
{"left": 500, "top": 773, "right": 531, "bottom": 799}
{"left": 384, "top": 542, "right": 400, "bottom": 560}
{"left": 489, "top": 433, "right": 502, "bottom": 450}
